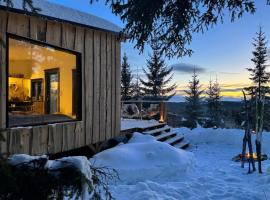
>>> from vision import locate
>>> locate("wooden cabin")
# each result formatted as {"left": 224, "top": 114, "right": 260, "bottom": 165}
{"left": 0, "top": 1, "right": 121, "bottom": 156}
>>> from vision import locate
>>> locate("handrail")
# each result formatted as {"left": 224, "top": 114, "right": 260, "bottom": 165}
{"left": 121, "top": 100, "right": 167, "bottom": 103}
{"left": 121, "top": 101, "right": 167, "bottom": 122}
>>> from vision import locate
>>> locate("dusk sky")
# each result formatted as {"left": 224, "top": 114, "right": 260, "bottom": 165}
{"left": 49, "top": 0, "right": 270, "bottom": 101}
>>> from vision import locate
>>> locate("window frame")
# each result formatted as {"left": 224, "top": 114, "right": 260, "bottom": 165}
{"left": 6, "top": 33, "right": 82, "bottom": 128}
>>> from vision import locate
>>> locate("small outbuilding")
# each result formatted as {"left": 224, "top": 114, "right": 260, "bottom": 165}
{"left": 0, "top": 0, "right": 122, "bottom": 156}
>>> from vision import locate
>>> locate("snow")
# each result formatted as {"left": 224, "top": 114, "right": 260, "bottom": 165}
{"left": 8, "top": 154, "right": 48, "bottom": 166}
{"left": 91, "top": 132, "right": 195, "bottom": 183}
{"left": 121, "top": 119, "right": 160, "bottom": 130}
{"left": 0, "top": 0, "right": 122, "bottom": 33}
{"left": 49, "top": 156, "right": 92, "bottom": 181}
{"left": 8, "top": 127, "right": 270, "bottom": 199}
{"left": 92, "top": 127, "right": 270, "bottom": 200}
{"left": 9, "top": 155, "right": 92, "bottom": 183}
{"left": 8, "top": 155, "right": 93, "bottom": 199}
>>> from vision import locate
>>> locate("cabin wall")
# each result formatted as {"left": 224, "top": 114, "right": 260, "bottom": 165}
{"left": 0, "top": 11, "right": 121, "bottom": 156}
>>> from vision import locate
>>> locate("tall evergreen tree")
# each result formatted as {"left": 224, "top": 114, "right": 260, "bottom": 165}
{"left": 132, "top": 67, "right": 143, "bottom": 100}
{"left": 140, "top": 46, "right": 176, "bottom": 100}
{"left": 184, "top": 69, "right": 204, "bottom": 129}
{"left": 205, "top": 78, "right": 222, "bottom": 128}
{"left": 247, "top": 27, "right": 270, "bottom": 96}
{"left": 121, "top": 53, "right": 133, "bottom": 100}
{"left": 246, "top": 26, "right": 270, "bottom": 173}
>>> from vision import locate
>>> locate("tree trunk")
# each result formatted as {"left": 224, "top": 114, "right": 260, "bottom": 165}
{"left": 256, "top": 139, "right": 262, "bottom": 173}
{"left": 255, "top": 91, "right": 265, "bottom": 174}
{"left": 241, "top": 133, "right": 247, "bottom": 168}
{"left": 242, "top": 90, "right": 256, "bottom": 172}
{"left": 247, "top": 129, "right": 256, "bottom": 172}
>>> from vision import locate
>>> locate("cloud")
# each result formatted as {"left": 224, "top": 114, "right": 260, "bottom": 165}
{"left": 171, "top": 63, "right": 207, "bottom": 74}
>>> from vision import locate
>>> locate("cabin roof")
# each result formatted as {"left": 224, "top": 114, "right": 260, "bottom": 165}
{"left": 0, "top": 0, "right": 122, "bottom": 34}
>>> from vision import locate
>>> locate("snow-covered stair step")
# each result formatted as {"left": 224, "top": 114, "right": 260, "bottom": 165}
{"left": 144, "top": 126, "right": 171, "bottom": 136}
{"left": 141, "top": 123, "right": 167, "bottom": 132}
{"left": 173, "top": 141, "right": 190, "bottom": 149}
{"left": 164, "top": 134, "right": 184, "bottom": 146}
{"left": 155, "top": 131, "right": 177, "bottom": 142}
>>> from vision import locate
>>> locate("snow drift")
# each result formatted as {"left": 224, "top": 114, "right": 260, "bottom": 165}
{"left": 108, "top": 128, "right": 270, "bottom": 200}
{"left": 90, "top": 132, "right": 195, "bottom": 183}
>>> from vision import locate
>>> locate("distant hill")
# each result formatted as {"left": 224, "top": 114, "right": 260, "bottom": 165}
{"left": 166, "top": 101, "right": 244, "bottom": 128}
{"left": 167, "top": 101, "right": 243, "bottom": 115}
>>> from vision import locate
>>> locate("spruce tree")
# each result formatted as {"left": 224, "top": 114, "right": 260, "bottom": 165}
{"left": 121, "top": 53, "right": 133, "bottom": 100}
{"left": 132, "top": 67, "right": 143, "bottom": 100}
{"left": 205, "top": 78, "right": 222, "bottom": 128}
{"left": 105, "top": 0, "right": 260, "bottom": 58}
{"left": 184, "top": 69, "right": 204, "bottom": 129}
{"left": 246, "top": 26, "right": 270, "bottom": 173}
{"left": 140, "top": 46, "right": 176, "bottom": 100}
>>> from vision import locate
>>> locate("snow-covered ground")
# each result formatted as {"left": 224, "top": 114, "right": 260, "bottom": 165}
{"left": 9, "top": 127, "right": 270, "bottom": 199}
{"left": 92, "top": 128, "right": 270, "bottom": 200}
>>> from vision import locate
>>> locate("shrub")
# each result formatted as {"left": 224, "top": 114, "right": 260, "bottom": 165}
{"left": 0, "top": 156, "right": 117, "bottom": 200}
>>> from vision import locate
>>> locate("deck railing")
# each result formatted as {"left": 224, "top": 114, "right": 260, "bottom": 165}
{"left": 121, "top": 100, "right": 167, "bottom": 122}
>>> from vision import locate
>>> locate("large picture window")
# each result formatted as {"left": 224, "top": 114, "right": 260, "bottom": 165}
{"left": 8, "top": 35, "right": 81, "bottom": 127}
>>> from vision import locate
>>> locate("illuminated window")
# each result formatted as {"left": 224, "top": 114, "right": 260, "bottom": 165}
{"left": 8, "top": 35, "right": 81, "bottom": 127}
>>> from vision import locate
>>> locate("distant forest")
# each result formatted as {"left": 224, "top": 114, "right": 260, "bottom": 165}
{"left": 167, "top": 101, "right": 244, "bottom": 129}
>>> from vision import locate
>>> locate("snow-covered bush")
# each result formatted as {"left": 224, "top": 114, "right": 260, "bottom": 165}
{"left": 0, "top": 155, "right": 118, "bottom": 200}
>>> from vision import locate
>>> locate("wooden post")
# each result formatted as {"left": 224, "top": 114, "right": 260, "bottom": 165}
{"left": 140, "top": 102, "right": 143, "bottom": 120}
{"left": 159, "top": 102, "right": 167, "bottom": 123}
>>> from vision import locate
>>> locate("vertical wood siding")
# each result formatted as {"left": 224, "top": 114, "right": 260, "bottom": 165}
{"left": 0, "top": 11, "right": 121, "bottom": 156}
{"left": 84, "top": 29, "right": 94, "bottom": 145}
{"left": 0, "top": 11, "right": 7, "bottom": 131}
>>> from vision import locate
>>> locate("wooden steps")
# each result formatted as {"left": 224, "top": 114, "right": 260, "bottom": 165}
{"left": 155, "top": 131, "right": 177, "bottom": 141}
{"left": 144, "top": 126, "right": 170, "bottom": 136}
{"left": 139, "top": 123, "right": 167, "bottom": 132}
{"left": 173, "top": 141, "right": 190, "bottom": 149}
{"left": 164, "top": 134, "right": 184, "bottom": 146}
{"left": 139, "top": 123, "right": 189, "bottom": 150}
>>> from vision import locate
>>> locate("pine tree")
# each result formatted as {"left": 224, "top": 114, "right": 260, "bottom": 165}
{"left": 205, "top": 78, "right": 222, "bottom": 128}
{"left": 246, "top": 26, "right": 270, "bottom": 173}
{"left": 132, "top": 67, "right": 143, "bottom": 100}
{"left": 140, "top": 46, "right": 176, "bottom": 100}
{"left": 184, "top": 69, "right": 204, "bottom": 129}
{"left": 121, "top": 53, "right": 133, "bottom": 100}
{"left": 105, "top": 0, "right": 258, "bottom": 58}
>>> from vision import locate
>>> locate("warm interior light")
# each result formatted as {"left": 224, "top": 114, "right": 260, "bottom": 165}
{"left": 8, "top": 37, "right": 79, "bottom": 126}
